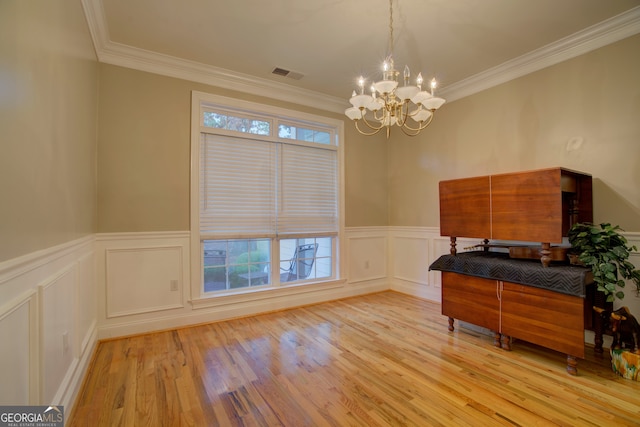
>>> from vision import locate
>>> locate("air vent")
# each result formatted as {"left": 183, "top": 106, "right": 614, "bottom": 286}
{"left": 271, "top": 67, "right": 304, "bottom": 80}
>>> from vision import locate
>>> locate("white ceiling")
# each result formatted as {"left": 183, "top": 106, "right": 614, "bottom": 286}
{"left": 83, "top": 0, "right": 640, "bottom": 112}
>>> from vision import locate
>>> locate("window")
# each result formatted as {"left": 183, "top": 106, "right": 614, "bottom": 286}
{"left": 192, "top": 93, "right": 343, "bottom": 298}
{"left": 203, "top": 239, "right": 270, "bottom": 292}
{"left": 279, "top": 237, "right": 332, "bottom": 282}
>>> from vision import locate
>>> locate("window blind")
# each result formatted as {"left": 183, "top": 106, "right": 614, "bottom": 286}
{"left": 279, "top": 143, "right": 338, "bottom": 236}
{"left": 200, "top": 134, "right": 338, "bottom": 239}
{"left": 200, "top": 134, "right": 276, "bottom": 238}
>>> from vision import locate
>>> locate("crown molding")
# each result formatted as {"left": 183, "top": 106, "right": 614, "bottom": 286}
{"left": 440, "top": 6, "right": 640, "bottom": 102}
{"left": 82, "top": 0, "right": 640, "bottom": 112}
{"left": 80, "top": 0, "right": 346, "bottom": 114}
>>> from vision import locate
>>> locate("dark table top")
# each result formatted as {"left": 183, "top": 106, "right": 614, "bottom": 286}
{"left": 429, "top": 251, "right": 593, "bottom": 297}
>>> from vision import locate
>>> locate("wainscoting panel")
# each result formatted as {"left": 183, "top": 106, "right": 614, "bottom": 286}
{"left": 0, "top": 292, "right": 36, "bottom": 404}
{"left": 40, "top": 267, "right": 77, "bottom": 403}
{"left": 0, "top": 236, "right": 96, "bottom": 410}
{"left": 105, "top": 245, "right": 185, "bottom": 318}
{"left": 388, "top": 228, "right": 487, "bottom": 302}
{"left": 76, "top": 252, "right": 96, "bottom": 355}
{"left": 346, "top": 230, "right": 387, "bottom": 284}
{"left": 388, "top": 227, "right": 441, "bottom": 301}
{"left": 93, "top": 228, "right": 640, "bottom": 345}
{"left": 393, "top": 236, "right": 429, "bottom": 285}
{"left": 96, "top": 230, "right": 388, "bottom": 339}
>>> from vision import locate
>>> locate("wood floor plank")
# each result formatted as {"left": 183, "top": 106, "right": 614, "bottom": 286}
{"left": 69, "top": 292, "right": 640, "bottom": 426}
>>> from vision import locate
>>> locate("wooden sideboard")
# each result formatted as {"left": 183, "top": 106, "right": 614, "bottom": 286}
{"left": 441, "top": 271, "right": 587, "bottom": 375}
{"left": 435, "top": 167, "right": 594, "bottom": 375}
{"left": 439, "top": 167, "right": 593, "bottom": 265}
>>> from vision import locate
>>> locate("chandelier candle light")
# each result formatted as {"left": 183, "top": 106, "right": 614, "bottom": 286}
{"left": 345, "top": 0, "right": 445, "bottom": 138}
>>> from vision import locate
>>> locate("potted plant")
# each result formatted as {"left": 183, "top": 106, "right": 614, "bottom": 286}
{"left": 568, "top": 222, "right": 640, "bottom": 302}
{"left": 568, "top": 222, "right": 640, "bottom": 379}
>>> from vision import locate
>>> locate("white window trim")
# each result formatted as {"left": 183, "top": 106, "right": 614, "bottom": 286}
{"left": 190, "top": 91, "right": 346, "bottom": 304}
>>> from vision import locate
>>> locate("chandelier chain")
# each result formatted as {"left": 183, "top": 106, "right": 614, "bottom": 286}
{"left": 388, "top": 0, "right": 394, "bottom": 57}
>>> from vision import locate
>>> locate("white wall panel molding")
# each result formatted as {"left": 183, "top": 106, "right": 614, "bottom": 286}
{"left": 75, "top": 252, "right": 97, "bottom": 357}
{"left": 345, "top": 227, "right": 388, "bottom": 284}
{"left": 387, "top": 227, "right": 486, "bottom": 302}
{"left": 105, "top": 245, "right": 186, "bottom": 318}
{"left": 0, "top": 290, "right": 38, "bottom": 404}
{"left": 388, "top": 227, "right": 439, "bottom": 301}
{"left": 96, "top": 230, "right": 387, "bottom": 339}
{"left": 97, "top": 277, "right": 388, "bottom": 339}
{"left": 97, "top": 233, "right": 191, "bottom": 331}
{"left": 391, "top": 235, "right": 430, "bottom": 286}
{"left": 38, "top": 266, "right": 77, "bottom": 403}
{"left": 0, "top": 236, "right": 96, "bottom": 412}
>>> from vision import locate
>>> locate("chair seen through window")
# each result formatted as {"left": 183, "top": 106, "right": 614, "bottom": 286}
{"left": 280, "top": 243, "right": 319, "bottom": 283}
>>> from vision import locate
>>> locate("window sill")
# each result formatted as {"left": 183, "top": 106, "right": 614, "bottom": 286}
{"left": 189, "top": 278, "right": 347, "bottom": 310}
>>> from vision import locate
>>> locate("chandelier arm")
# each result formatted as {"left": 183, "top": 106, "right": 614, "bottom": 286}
{"left": 395, "top": 109, "right": 436, "bottom": 135}
{"left": 416, "top": 111, "right": 436, "bottom": 130}
{"left": 399, "top": 119, "right": 422, "bottom": 132}
{"left": 354, "top": 120, "right": 384, "bottom": 136}
{"left": 395, "top": 100, "right": 410, "bottom": 127}
{"left": 372, "top": 108, "right": 386, "bottom": 123}
{"left": 399, "top": 125, "right": 422, "bottom": 137}
{"left": 360, "top": 113, "right": 386, "bottom": 131}
{"left": 397, "top": 107, "right": 424, "bottom": 132}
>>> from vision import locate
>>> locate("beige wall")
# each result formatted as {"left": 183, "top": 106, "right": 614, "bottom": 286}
{"left": 389, "top": 34, "right": 640, "bottom": 232}
{"left": 97, "top": 34, "right": 640, "bottom": 234}
{"left": 0, "top": 0, "right": 98, "bottom": 262}
{"left": 343, "top": 125, "right": 389, "bottom": 226}
{"left": 97, "top": 64, "right": 389, "bottom": 232}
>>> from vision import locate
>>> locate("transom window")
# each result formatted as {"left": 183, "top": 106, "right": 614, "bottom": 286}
{"left": 192, "top": 92, "right": 342, "bottom": 297}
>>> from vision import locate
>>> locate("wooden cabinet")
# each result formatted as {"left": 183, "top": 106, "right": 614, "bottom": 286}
{"left": 437, "top": 167, "right": 595, "bottom": 374}
{"left": 442, "top": 272, "right": 586, "bottom": 373}
{"left": 439, "top": 167, "right": 592, "bottom": 246}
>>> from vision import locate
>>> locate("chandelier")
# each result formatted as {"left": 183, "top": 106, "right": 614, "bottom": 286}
{"left": 345, "top": 0, "right": 445, "bottom": 138}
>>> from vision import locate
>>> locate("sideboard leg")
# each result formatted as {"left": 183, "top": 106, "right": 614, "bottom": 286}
{"left": 501, "top": 335, "right": 511, "bottom": 351}
{"left": 566, "top": 355, "right": 578, "bottom": 375}
{"left": 493, "top": 332, "right": 502, "bottom": 348}
{"left": 448, "top": 317, "right": 455, "bottom": 332}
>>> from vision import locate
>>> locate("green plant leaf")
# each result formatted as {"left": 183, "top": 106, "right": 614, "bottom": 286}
{"left": 568, "top": 222, "right": 640, "bottom": 301}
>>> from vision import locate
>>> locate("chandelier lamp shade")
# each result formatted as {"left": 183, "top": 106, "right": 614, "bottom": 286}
{"left": 345, "top": 0, "right": 445, "bottom": 138}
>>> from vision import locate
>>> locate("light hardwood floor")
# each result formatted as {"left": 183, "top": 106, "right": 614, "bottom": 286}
{"left": 69, "top": 292, "right": 640, "bottom": 426}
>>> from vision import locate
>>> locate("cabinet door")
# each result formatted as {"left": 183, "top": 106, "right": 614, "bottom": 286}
{"left": 442, "top": 272, "right": 499, "bottom": 331}
{"left": 500, "top": 282, "right": 585, "bottom": 358}
{"left": 439, "top": 176, "right": 491, "bottom": 239}
{"left": 491, "top": 169, "right": 563, "bottom": 243}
